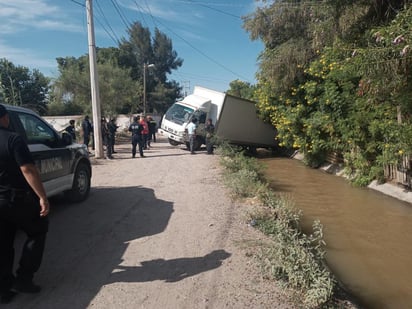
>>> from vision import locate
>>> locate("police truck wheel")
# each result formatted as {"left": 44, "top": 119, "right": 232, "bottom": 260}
{"left": 66, "top": 162, "right": 91, "bottom": 202}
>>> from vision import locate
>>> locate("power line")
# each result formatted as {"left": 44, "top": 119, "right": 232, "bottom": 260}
{"left": 68, "top": 0, "right": 84, "bottom": 7}
{"left": 95, "top": 0, "right": 121, "bottom": 44}
{"left": 180, "top": 0, "right": 241, "bottom": 19}
{"left": 132, "top": 2, "right": 252, "bottom": 82}
{"left": 69, "top": 0, "right": 120, "bottom": 46}
{"left": 109, "top": 0, "right": 132, "bottom": 31}
{"left": 68, "top": 0, "right": 254, "bottom": 83}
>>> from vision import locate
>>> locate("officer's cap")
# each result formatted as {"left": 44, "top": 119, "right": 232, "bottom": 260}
{"left": 0, "top": 104, "right": 8, "bottom": 118}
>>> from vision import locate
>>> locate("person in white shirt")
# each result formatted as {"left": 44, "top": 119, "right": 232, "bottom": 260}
{"left": 186, "top": 118, "right": 197, "bottom": 154}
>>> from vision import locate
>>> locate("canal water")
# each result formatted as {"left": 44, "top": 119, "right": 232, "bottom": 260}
{"left": 260, "top": 157, "right": 412, "bottom": 309}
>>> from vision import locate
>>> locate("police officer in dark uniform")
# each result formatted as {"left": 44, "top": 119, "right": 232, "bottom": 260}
{"left": 64, "top": 119, "right": 76, "bottom": 141}
{"left": 107, "top": 118, "right": 118, "bottom": 154}
{"left": 0, "top": 104, "right": 50, "bottom": 304}
{"left": 128, "top": 116, "right": 145, "bottom": 158}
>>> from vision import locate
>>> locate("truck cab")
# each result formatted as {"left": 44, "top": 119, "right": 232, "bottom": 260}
{"left": 4, "top": 104, "right": 92, "bottom": 202}
{"left": 159, "top": 86, "right": 224, "bottom": 148}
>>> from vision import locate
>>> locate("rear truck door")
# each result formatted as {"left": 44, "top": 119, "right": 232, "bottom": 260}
{"left": 9, "top": 110, "right": 72, "bottom": 182}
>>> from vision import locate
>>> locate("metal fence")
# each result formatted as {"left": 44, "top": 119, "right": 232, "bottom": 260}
{"left": 384, "top": 155, "right": 411, "bottom": 188}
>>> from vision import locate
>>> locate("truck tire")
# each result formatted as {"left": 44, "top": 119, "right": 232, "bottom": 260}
{"left": 186, "top": 138, "right": 203, "bottom": 151}
{"left": 168, "top": 138, "right": 179, "bottom": 146}
{"left": 194, "top": 137, "right": 203, "bottom": 151}
{"left": 65, "top": 162, "right": 91, "bottom": 202}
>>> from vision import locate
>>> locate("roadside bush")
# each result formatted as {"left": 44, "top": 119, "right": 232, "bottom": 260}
{"left": 256, "top": 191, "right": 335, "bottom": 308}
{"left": 218, "top": 144, "right": 337, "bottom": 308}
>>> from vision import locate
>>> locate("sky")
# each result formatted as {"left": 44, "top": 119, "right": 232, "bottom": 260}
{"left": 0, "top": 0, "right": 265, "bottom": 94}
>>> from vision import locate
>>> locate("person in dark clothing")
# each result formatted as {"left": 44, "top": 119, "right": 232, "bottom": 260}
{"left": 128, "top": 116, "right": 145, "bottom": 158}
{"left": 0, "top": 104, "right": 50, "bottom": 304}
{"left": 147, "top": 116, "right": 157, "bottom": 144}
{"left": 65, "top": 119, "right": 76, "bottom": 141}
{"left": 81, "top": 115, "right": 93, "bottom": 152}
{"left": 205, "top": 118, "right": 215, "bottom": 154}
{"left": 101, "top": 118, "right": 113, "bottom": 160}
{"left": 108, "top": 119, "right": 119, "bottom": 153}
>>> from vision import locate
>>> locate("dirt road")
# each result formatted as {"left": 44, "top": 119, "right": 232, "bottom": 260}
{"left": 8, "top": 135, "right": 292, "bottom": 309}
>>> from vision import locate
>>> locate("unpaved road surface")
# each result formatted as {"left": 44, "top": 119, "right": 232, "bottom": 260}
{"left": 8, "top": 135, "right": 292, "bottom": 309}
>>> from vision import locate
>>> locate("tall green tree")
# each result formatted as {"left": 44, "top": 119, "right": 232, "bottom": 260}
{"left": 0, "top": 58, "right": 50, "bottom": 114}
{"left": 119, "top": 22, "right": 183, "bottom": 114}
{"left": 52, "top": 21, "right": 183, "bottom": 116}
{"left": 52, "top": 55, "right": 137, "bottom": 116}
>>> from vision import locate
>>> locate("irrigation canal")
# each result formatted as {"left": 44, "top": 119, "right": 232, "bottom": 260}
{"left": 261, "top": 157, "right": 412, "bottom": 309}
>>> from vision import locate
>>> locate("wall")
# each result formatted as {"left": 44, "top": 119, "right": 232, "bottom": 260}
{"left": 43, "top": 114, "right": 162, "bottom": 133}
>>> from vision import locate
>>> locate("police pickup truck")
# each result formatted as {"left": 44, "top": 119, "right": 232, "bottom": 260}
{"left": 3, "top": 104, "right": 91, "bottom": 202}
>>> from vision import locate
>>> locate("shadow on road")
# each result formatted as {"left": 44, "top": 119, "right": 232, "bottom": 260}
{"left": 10, "top": 186, "right": 174, "bottom": 308}
{"left": 107, "top": 249, "right": 231, "bottom": 283}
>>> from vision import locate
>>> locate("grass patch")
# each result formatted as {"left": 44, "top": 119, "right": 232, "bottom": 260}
{"left": 217, "top": 143, "right": 347, "bottom": 308}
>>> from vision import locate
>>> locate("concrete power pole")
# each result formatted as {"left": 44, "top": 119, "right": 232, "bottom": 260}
{"left": 86, "top": 0, "right": 103, "bottom": 158}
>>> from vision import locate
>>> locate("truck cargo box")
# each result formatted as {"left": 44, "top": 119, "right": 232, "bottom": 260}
{"left": 215, "top": 94, "right": 277, "bottom": 148}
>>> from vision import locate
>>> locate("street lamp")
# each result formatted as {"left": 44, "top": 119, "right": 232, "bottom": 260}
{"left": 143, "top": 63, "right": 155, "bottom": 115}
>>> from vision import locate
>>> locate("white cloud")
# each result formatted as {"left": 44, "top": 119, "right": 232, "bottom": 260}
{"left": 0, "top": 0, "right": 82, "bottom": 34}
{"left": 119, "top": 0, "right": 202, "bottom": 24}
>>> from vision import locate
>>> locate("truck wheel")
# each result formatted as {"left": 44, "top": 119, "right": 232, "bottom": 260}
{"left": 168, "top": 138, "right": 179, "bottom": 146}
{"left": 194, "top": 137, "right": 202, "bottom": 151}
{"left": 65, "top": 162, "right": 91, "bottom": 202}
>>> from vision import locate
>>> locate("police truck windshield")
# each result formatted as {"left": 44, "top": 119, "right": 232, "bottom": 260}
{"left": 164, "top": 103, "right": 194, "bottom": 125}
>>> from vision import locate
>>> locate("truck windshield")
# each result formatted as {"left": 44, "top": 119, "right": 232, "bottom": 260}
{"left": 164, "top": 103, "right": 194, "bottom": 125}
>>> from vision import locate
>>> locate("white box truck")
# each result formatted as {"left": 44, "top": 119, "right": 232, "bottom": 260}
{"left": 158, "top": 86, "right": 277, "bottom": 151}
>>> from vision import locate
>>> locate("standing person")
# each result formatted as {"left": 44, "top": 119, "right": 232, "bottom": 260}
{"left": 81, "top": 115, "right": 93, "bottom": 152}
{"left": 147, "top": 116, "right": 157, "bottom": 143}
{"left": 101, "top": 118, "right": 113, "bottom": 160}
{"left": 0, "top": 104, "right": 50, "bottom": 304}
{"left": 187, "top": 117, "right": 197, "bottom": 154}
{"left": 205, "top": 118, "right": 215, "bottom": 154}
{"left": 64, "top": 119, "right": 76, "bottom": 141}
{"left": 108, "top": 118, "right": 118, "bottom": 153}
{"left": 139, "top": 115, "right": 149, "bottom": 150}
{"left": 128, "top": 116, "right": 145, "bottom": 158}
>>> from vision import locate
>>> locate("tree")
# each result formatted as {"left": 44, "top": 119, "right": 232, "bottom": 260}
{"left": 0, "top": 58, "right": 50, "bottom": 114}
{"left": 52, "top": 55, "right": 138, "bottom": 116}
{"left": 119, "top": 22, "right": 183, "bottom": 114}
{"left": 52, "top": 21, "right": 183, "bottom": 116}
{"left": 227, "top": 80, "right": 256, "bottom": 100}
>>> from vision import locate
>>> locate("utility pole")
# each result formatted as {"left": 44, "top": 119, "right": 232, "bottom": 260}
{"left": 143, "top": 63, "right": 155, "bottom": 115}
{"left": 86, "top": 0, "right": 103, "bottom": 158}
{"left": 182, "top": 80, "right": 190, "bottom": 96}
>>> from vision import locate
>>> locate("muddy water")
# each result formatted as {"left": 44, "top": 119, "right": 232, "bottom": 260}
{"left": 261, "top": 157, "right": 412, "bottom": 309}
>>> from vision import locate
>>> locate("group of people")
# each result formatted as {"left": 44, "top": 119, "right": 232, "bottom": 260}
{"left": 65, "top": 113, "right": 214, "bottom": 158}
{"left": 187, "top": 117, "right": 215, "bottom": 155}
{"left": 128, "top": 115, "right": 156, "bottom": 158}
{"left": 70, "top": 113, "right": 214, "bottom": 158}
{"left": 64, "top": 114, "right": 158, "bottom": 160}
{"left": 101, "top": 117, "right": 119, "bottom": 160}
